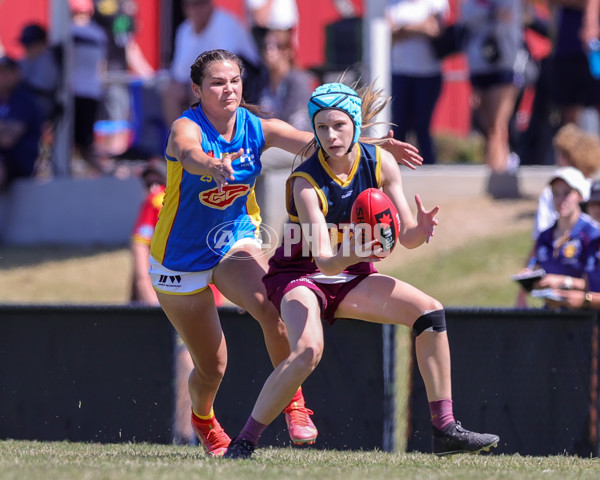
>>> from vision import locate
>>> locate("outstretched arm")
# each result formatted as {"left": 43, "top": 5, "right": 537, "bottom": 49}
{"left": 380, "top": 149, "right": 439, "bottom": 248}
{"left": 261, "top": 117, "right": 315, "bottom": 157}
{"left": 167, "top": 117, "right": 239, "bottom": 189}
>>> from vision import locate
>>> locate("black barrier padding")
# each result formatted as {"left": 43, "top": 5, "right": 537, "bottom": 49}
{"left": 0, "top": 305, "right": 175, "bottom": 443}
{"left": 192, "top": 310, "right": 392, "bottom": 450}
{"left": 0, "top": 305, "right": 393, "bottom": 450}
{"left": 407, "top": 308, "right": 599, "bottom": 456}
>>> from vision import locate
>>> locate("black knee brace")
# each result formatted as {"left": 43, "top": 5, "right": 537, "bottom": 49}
{"left": 412, "top": 309, "right": 447, "bottom": 337}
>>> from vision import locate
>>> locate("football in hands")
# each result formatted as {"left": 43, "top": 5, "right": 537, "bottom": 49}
{"left": 350, "top": 188, "right": 400, "bottom": 256}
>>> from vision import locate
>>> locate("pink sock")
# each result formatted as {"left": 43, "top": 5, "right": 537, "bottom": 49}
{"left": 429, "top": 399, "right": 455, "bottom": 430}
{"left": 238, "top": 415, "right": 267, "bottom": 445}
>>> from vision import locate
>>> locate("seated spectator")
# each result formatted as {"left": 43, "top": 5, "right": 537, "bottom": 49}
{"left": 18, "top": 23, "right": 61, "bottom": 125}
{"left": 516, "top": 166, "right": 599, "bottom": 307}
{"left": 257, "top": 28, "right": 313, "bottom": 131}
{"left": 533, "top": 123, "right": 600, "bottom": 239}
{"left": 161, "top": 0, "right": 261, "bottom": 126}
{"left": 0, "top": 55, "right": 43, "bottom": 190}
{"left": 538, "top": 179, "right": 600, "bottom": 309}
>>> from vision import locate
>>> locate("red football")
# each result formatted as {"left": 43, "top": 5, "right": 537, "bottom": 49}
{"left": 350, "top": 188, "right": 400, "bottom": 256}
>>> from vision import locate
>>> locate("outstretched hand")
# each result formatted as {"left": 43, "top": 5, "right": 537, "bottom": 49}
{"left": 383, "top": 130, "right": 423, "bottom": 169}
{"left": 212, "top": 148, "right": 242, "bottom": 191}
{"left": 415, "top": 194, "right": 439, "bottom": 243}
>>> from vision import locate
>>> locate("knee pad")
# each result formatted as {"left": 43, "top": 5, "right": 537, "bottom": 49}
{"left": 412, "top": 309, "right": 447, "bottom": 337}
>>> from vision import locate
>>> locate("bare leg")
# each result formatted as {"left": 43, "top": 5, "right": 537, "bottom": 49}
{"left": 249, "top": 286, "right": 324, "bottom": 425}
{"left": 212, "top": 245, "right": 291, "bottom": 366}
{"left": 475, "top": 84, "right": 518, "bottom": 173}
{"left": 157, "top": 288, "right": 226, "bottom": 415}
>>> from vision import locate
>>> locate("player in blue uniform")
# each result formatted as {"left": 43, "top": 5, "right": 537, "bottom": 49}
{"left": 224, "top": 82, "right": 500, "bottom": 458}
{"left": 149, "top": 50, "right": 424, "bottom": 456}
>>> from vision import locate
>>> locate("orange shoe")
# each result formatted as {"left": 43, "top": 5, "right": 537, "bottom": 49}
{"left": 191, "top": 411, "right": 231, "bottom": 456}
{"left": 283, "top": 396, "right": 318, "bottom": 445}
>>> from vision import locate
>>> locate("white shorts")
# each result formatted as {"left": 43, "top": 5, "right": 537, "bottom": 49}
{"left": 149, "top": 256, "right": 214, "bottom": 295}
{"left": 149, "top": 237, "right": 262, "bottom": 296}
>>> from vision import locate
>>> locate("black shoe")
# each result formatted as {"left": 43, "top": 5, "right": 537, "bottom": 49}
{"left": 223, "top": 436, "right": 256, "bottom": 459}
{"left": 432, "top": 421, "right": 499, "bottom": 456}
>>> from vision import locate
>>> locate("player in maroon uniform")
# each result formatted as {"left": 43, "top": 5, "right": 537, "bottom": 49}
{"left": 225, "top": 82, "right": 500, "bottom": 459}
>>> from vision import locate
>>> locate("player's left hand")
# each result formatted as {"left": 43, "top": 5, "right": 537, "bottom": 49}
{"left": 382, "top": 130, "right": 423, "bottom": 169}
{"left": 415, "top": 194, "right": 439, "bottom": 243}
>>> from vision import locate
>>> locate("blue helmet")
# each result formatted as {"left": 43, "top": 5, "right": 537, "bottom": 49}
{"left": 308, "top": 83, "right": 362, "bottom": 149}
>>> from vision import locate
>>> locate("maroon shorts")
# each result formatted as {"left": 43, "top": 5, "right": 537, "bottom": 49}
{"left": 262, "top": 272, "right": 372, "bottom": 325}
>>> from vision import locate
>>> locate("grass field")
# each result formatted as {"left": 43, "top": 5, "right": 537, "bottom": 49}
{"left": 1, "top": 440, "right": 599, "bottom": 480}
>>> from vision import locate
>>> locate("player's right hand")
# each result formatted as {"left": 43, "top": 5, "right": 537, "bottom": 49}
{"left": 212, "top": 148, "right": 242, "bottom": 191}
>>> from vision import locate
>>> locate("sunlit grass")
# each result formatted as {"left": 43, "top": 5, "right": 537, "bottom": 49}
{"left": 1, "top": 440, "right": 599, "bottom": 480}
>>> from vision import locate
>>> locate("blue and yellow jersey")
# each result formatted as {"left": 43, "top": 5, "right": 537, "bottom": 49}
{"left": 150, "top": 105, "right": 265, "bottom": 272}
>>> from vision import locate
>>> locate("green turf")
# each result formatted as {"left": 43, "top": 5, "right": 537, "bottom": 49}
{"left": 1, "top": 440, "right": 598, "bottom": 480}
{"left": 382, "top": 227, "right": 543, "bottom": 308}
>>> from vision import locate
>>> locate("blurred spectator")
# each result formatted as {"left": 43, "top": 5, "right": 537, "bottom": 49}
{"left": 533, "top": 123, "right": 600, "bottom": 238}
{"left": 161, "top": 0, "right": 261, "bottom": 126}
{"left": 257, "top": 28, "right": 313, "bottom": 131}
{"left": 93, "top": 0, "right": 154, "bottom": 126}
{"left": 461, "top": 0, "right": 523, "bottom": 177}
{"left": 18, "top": 23, "right": 61, "bottom": 125}
{"left": 69, "top": 0, "right": 110, "bottom": 175}
{"left": 245, "top": 0, "right": 299, "bottom": 47}
{"left": 582, "top": 0, "right": 599, "bottom": 46}
{"left": 0, "top": 55, "right": 43, "bottom": 191}
{"left": 549, "top": 0, "right": 600, "bottom": 127}
{"left": 386, "top": 0, "right": 449, "bottom": 165}
{"left": 516, "top": 166, "right": 599, "bottom": 307}
{"left": 130, "top": 164, "right": 168, "bottom": 305}
{"left": 516, "top": 1, "right": 556, "bottom": 166}
{"left": 584, "top": 179, "right": 600, "bottom": 223}
{"left": 246, "top": 0, "right": 298, "bottom": 30}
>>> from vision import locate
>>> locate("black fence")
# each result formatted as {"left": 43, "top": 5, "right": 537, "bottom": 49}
{"left": 407, "top": 308, "right": 599, "bottom": 457}
{"left": 0, "top": 305, "right": 393, "bottom": 450}
{"left": 1, "top": 305, "right": 599, "bottom": 456}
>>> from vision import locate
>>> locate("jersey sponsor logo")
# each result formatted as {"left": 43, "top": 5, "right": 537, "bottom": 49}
{"left": 199, "top": 184, "right": 250, "bottom": 209}
{"left": 238, "top": 149, "right": 256, "bottom": 165}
